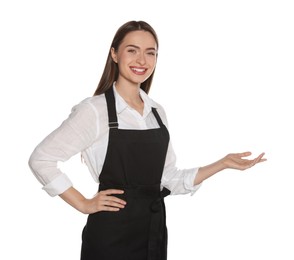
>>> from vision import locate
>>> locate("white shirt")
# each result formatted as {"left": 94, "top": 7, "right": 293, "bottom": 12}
{"left": 28, "top": 84, "right": 201, "bottom": 197}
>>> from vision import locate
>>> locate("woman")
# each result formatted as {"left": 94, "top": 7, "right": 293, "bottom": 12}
{"left": 29, "top": 20, "right": 266, "bottom": 260}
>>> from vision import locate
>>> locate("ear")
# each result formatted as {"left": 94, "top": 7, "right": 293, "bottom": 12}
{"left": 111, "top": 47, "right": 118, "bottom": 63}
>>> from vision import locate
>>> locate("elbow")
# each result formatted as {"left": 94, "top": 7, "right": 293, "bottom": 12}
{"left": 28, "top": 150, "right": 47, "bottom": 185}
{"left": 28, "top": 153, "right": 34, "bottom": 171}
{"left": 28, "top": 149, "right": 43, "bottom": 179}
{"left": 28, "top": 151, "right": 38, "bottom": 173}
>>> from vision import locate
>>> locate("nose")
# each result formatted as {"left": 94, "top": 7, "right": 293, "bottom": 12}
{"left": 136, "top": 53, "right": 146, "bottom": 65}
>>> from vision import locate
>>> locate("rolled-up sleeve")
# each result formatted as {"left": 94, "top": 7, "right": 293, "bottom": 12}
{"left": 161, "top": 141, "right": 202, "bottom": 195}
{"left": 156, "top": 104, "right": 202, "bottom": 195}
{"left": 28, "top": 101, "right": 98, "bottom": 196}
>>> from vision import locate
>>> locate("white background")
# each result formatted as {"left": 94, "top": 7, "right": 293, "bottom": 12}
{"left": 1, "top": 0, "right": 293, "bottom": 259}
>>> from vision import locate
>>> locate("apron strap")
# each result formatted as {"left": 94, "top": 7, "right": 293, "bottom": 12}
{"left": 105, "top": 86, "right": 119, "bottom": 128}
{"left": 105, "top": 86, "right": 166, "bottom": 130}
{"left": 152, "top": 107, "right": 165, "bottom": 128}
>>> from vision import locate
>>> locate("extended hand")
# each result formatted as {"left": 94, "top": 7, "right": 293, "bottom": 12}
{"left": 194, "top": 152, "right": 267, "bottom": 185}
{"left": 222, "top": 152, "right": 266, "bottom": 171}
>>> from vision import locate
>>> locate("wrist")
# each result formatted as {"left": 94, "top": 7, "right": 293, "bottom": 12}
{"left": 59, "top": 187, "right": 90, "bottom": 214}
{"left": 194, "top": 158, "right": 227, "bottom": 185}
{"left": 79, "top": 198, "right": 92, "bottom": 214}
{"left": 218, "top": 156, "right": 228, "bottom": 171}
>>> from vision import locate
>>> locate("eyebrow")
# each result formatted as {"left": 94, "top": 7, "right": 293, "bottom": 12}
{"left": 125, "top": 44, "right": 157, "bottom": 51}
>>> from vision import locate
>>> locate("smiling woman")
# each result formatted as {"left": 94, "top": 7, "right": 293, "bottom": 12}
{"left": 110, "top": 30, "right": 158, "bottom": 115}
{"left": 28, "top": 20, "right": 266, "bottom": 260}
{"left": 94, "top": 21, "right": 159, "bottom": 96}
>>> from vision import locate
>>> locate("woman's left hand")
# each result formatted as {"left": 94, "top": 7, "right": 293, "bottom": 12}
{"left": 222, "top": 152, "right": 266, "bottom": 171}
{"left": 194, "top": 151, "right": 267, "bottom": 185}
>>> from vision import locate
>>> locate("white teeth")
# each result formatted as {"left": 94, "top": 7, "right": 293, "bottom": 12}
{"left": 131, "top": 68, "right": 145, "bottom": 72}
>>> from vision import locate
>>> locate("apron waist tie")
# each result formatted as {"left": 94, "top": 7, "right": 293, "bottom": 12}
{"left": 148, "top": 187, "right": 170, "bottom": 260}
{"left": 99, "top": 183, "right": 171, "bottom": 260}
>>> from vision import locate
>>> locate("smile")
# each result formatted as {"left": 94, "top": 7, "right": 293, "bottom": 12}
{"left": 130, "top": 67, "right": 147, "bottom": 75}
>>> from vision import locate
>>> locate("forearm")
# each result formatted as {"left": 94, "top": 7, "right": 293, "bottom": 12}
{"left": 194, "top": 158, "right": 226, "bottom": 185}
{"left": 59, "top": 187, "right": 89, "bottom": 214}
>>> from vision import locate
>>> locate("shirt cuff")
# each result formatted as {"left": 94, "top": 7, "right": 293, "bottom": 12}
{"left": 42, "top": 174, "right": 73, "bottom": 197}
{"left": 184, "top": 167, "right": 202, "bottom": 196}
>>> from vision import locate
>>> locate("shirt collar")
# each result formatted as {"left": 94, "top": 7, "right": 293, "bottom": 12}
{"left": 112, "top": 82, "right": 158, "bottom": 115}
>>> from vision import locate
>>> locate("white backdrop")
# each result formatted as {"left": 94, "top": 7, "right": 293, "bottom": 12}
{"left": 1, "top": 0, "right": 293, "bottom": 259}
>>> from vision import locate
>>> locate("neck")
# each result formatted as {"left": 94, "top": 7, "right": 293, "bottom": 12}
{"left": 115, "top": 81, "right": 141, "bottom": 103}
{"left": 115, "top": 81, "right": 144, "bottom": 116}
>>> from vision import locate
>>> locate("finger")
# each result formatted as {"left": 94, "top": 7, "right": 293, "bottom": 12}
{"left": 103, "top": 200, "right": 126, "bottom": 209}
{"left": 259, "top": 153, "right": 267, "bottom": 161}
{"left": 239, "top": 152, "right": 266, "bottom": 164}
{"left": 100, "top": 189, "right": 125, "bottom": 195}
{"left": 239, "top": 151, "right": 252, "bottom": 158}
{"left": 250, "top": 153, "right": 266, "bottom": 166}
{"left": 259, "top": 158, "right": 267, "bottom": 163}
{"left": 256, "top": 157, "right": 267, "bottom": 164}
{"left": 254, "top": 153, "right": 266, "bottom": 163}
{"left": 104, "top": 195, "right": 127, "bottom": 205}
{"left": 100, "top": 206, "right": 121, "bottom": 212}
{"left": 231, "top": 152, "right": 252, "bottom": 160}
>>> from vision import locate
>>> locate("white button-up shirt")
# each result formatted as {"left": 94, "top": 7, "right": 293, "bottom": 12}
{"left": 29, "top": 84, "right": 201, "bottom": 197}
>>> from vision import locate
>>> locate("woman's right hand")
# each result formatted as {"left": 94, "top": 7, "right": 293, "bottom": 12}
{"left": 83, "top": 189, "right": 127, "bottom": 214}
{"left": 59, "top": 187, "right": 126, "bottom": 214}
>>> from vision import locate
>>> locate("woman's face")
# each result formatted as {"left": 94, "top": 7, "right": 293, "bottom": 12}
{"left": 111, "top": 30, "right": 157, "bottom": 86}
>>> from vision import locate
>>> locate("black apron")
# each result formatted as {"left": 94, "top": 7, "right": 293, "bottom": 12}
{"left": 81, "top": 86, "right": 170, "bottom": 260}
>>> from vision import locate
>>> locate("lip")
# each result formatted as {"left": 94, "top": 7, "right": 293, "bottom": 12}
{"left": 130, "top": 66, "right": 147, "bottom": 75}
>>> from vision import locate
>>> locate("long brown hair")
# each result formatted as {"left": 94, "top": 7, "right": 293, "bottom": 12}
{"left": 93, "top": 21, "right": 159, "bottom": 96}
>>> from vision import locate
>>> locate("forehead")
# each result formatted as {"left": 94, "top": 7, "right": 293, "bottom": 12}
{"left": 120, "top": 30, "right": 157, "bottom": 49}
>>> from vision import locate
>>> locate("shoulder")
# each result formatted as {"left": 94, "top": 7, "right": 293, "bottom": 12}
{"left": 68, "top": 94, "right": 108, "bottom": 124}
{"left": 72, "top": 94, "right": 107, "bottom": 114}
{"left": 77, "top": 94, "right": 106, "bottom": 109}
{"left": 66, "top": 94, "right": 108, "bottom": 138}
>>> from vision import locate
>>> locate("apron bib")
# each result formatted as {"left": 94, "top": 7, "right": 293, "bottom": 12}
{"left": 81, "top": 87, "right": 170, "bottom": 260}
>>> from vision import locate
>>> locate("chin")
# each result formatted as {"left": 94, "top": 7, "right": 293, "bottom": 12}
{"left": 130, "top": 78, "right": 147, "bottom": 85}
